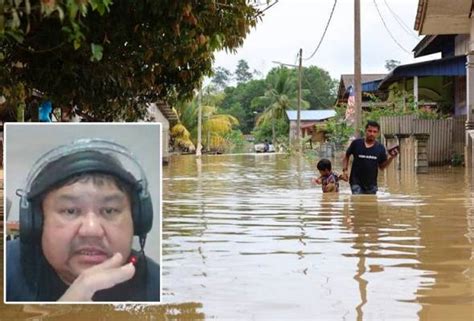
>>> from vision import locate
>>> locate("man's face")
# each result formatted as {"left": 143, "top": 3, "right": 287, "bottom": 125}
{"left": 41, "top": 178, "right": 134, "bottom": 284}
{"left": 365, "top": 125, "right": 379, "bottom": 143}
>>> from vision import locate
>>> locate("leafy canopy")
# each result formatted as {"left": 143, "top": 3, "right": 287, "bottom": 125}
{"left": 1, "top": 0, "right": 268, "bottom": 120}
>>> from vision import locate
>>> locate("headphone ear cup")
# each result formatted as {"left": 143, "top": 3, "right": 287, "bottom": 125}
{"left": 19, "top": 198, "right": 33, "bottom": 243}
{"left": 32, "top": 202, "right": 43, "bottom": 242}
{"left": 19, "top": 199, "right": 43, "bottom": 244}
{"left": 133, "top": 194, "right": 153, "bottom": 236}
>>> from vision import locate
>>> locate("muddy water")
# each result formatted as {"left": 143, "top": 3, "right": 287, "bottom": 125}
{"left": 1, "top": 154, "right": 473, "bottom": 320}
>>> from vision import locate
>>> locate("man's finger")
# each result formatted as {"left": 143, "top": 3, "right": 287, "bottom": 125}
{"left": 87, "top": 252, "right": 123, "bottom": 272}
{"left": 88, "top": 263, "right": 136, "bottom": 292}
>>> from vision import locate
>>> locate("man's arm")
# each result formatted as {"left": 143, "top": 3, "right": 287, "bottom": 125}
{"left": 342, "top": 154, "right": 350, "bottom": 180}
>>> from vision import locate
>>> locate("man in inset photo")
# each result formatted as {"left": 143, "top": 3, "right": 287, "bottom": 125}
{"left": 5, "top": 124, "right": 161, "bottom": 302}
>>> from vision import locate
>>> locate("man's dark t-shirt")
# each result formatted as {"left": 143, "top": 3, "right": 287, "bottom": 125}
{"left": 346, "top": 138, "right": 387, "bottom": 189}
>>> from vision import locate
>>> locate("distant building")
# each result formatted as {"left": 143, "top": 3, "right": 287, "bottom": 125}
{"left": 285, "top": 110, "right": 336, "bottom": 144}
{"left": 336, "top": 74, "right": 387, "bottom": 108}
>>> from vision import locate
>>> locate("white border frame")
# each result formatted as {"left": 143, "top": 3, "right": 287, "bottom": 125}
{"left": 3, "top": 122, "right": 163, "bottom": 305}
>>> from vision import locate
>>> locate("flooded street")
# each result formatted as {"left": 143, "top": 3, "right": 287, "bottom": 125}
{"left": 162, "top": 154, "right": 473, "bottom": 321}
{"left": 1, "top": 153, "right": 473, "bottom": 320}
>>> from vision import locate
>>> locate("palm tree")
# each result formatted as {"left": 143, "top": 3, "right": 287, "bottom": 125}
{"left": 202, "top": 105, "right": 239, "bottom": 152}
{"left": 256, "top": 67, "right": 308, "bottom": 145}
{"left": 171, "top": 97, "right": 239, "bottom": 153}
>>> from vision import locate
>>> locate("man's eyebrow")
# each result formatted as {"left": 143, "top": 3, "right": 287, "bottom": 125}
{"left": 55, "top": 194, "right": 80, "bottom": 202}
{"left": 101, "top": 194, "right": 128, "bottom": 203}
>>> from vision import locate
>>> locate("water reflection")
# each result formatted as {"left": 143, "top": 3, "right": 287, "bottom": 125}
{"left": 163, "top": 154, "right": 473, "bottom": 320}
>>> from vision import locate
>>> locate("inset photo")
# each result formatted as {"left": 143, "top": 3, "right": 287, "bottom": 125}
{"left": 4, "top": 123, "right": 161, "bottom": 303}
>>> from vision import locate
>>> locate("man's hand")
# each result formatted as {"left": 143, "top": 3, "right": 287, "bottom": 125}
{"left": 341, "top": 169, "right": 349, "bottom": 181}
{"left": 58, "top": 253, "right": 135, "bottom": 302}
{"left": 388, "top": 148, "right": 399, "bottom": 158}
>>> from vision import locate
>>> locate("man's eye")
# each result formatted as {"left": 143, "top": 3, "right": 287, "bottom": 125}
{"left": 101, "top": 207, "right": 120, "bottom": 215}
{"left": 60, "top": 208, "right": 80, "bottom": 215}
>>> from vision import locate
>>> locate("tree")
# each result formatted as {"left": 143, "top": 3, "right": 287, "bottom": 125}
{"left": 300, "top": 66, "right": 338, "bottom": 109}
{"left": 235, "top": 59, "right": 253, "bottom": 84}
{"left": 171, "top": 94, "right": 239, "bottom": 153}
{"left": 211, "top": 67, "right": 232, "bottom": 91}
{"left": 256, "top": 67, "right": 308, "bottom": 145}
{"left": 220, "top": 79, "right": 266, "bottom": 133}
{"left": 1, "top": 1, "right": 266, "bottom": 121}
{"left": 385, "top": 59, "right": 401, "bottom": 71}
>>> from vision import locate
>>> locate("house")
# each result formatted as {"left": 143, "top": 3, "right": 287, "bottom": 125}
{"left": 285, "top": 110, "right": 336, "bottom": 144}
{"left": 336, "top": 74, "right": 387, "bottom": 108}
{"left": 377, "top": 35, "right": 467, "bottom": 116}
{"left": 145, "top": 101, "right": 178, "bottom": 164}
{"left": 413, "top": 0, "right": 473, "bottom": 168}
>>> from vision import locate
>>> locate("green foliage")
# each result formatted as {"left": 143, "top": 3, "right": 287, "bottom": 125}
{"left": 362, "top": 85, "right": 447, "bottom": 125}
{"left": 172, "top": 92, "right": 240, "bottom": 153}
{"left": 235, "top": 59, "right": 253, "bottom": 84}
{"left": 451, "top": 153, "right": 464, "bottom": 167}
{"left": 253, "top": 116, "right": 288, "bottom": 143}
{"left": 301, "top": 66, "right": 337, "bottom": 108}
{"left": 216, "top": 64, "right": 336, "bottom": 138}
{"left": 211, "top": 66, "right": 232, "bottom": 91}
{"left": 1, "top": 1, "right": 264, "bottom": 120}
{"left": 220, "top": 79, "right": 267, "bottom": 133}
{"left": 384, "top": 59, "right": 401, "bottom": 71}
{"left": 224, "top": 129, "right": 247, "bottom": 153}
{"left": 256, "top": 67, "right": 309, "bottom": 144}
{"left": 325, "top": 105, "right": 354, "bottom": 147}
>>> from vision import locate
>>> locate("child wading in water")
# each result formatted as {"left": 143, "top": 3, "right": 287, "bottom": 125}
{"left": 312, "top": 158, "right": 348, "bottom": 193}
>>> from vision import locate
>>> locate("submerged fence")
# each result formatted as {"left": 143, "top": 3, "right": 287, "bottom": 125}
{"left": 380, "top": 115, "right": 466, "bottom": 166}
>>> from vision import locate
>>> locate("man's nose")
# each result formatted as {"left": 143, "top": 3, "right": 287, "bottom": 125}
{"left": 77, "top": 211, "right": 105, "bottom": 237}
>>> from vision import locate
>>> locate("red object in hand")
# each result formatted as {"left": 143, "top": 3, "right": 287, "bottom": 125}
{"left": 128, "top": 255, "right": 138, "bottom": 266}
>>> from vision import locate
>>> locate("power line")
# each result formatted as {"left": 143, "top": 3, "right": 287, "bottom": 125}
{"left": 383, "top": 0, "right": 419, "bottom": 41}
{"left": 373, "top": 0, "right": 411, "bottom": 54}
{"left": 303, "top": 0, "right": 338, "bottom": 61}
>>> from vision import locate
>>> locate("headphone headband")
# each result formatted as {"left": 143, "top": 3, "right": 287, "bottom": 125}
{"left": 20, "top": 139, "right": 149, "bottom": 207}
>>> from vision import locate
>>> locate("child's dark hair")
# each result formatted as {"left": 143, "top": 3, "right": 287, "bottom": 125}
{"left": 317, "top": 159, "right": 332, "bottom": 171}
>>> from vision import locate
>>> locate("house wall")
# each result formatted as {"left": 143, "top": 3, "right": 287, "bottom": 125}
{"left": 146, "top": 103, "right": 170, "bottom": 162}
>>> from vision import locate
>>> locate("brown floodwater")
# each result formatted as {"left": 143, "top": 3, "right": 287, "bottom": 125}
{"left": 1, "top": 154, "right": 473, "bottom": 320}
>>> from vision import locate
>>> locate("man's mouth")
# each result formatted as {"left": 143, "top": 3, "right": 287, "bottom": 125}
{"left": 74, "top": 247, "right": 109, "bottom": 264}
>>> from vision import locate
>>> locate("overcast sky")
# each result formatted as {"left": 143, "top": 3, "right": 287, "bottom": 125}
{"left": 213, "top": 0, "right": 438, "bottom": 81}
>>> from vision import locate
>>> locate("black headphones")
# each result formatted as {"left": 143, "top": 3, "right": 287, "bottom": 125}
{"left": 18, "top": 139, "right": 154, "bottom": 244}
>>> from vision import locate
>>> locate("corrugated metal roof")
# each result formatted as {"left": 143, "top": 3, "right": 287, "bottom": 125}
{"left": 340, "top": 74, "right": 387, "bottom": 88}
{"left": 337, "top": 74, "right": 387, "bottom": 99}
{"left": 378, "top": 55, "right": 466, "bottom": 89}
{"left": 286, "top": 110, "right": 336, "bottom": 121}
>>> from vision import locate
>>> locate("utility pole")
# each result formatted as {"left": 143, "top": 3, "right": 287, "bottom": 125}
{"left": 354, "top": 0, "right": 362, "bottom": 137}
{"left": 196, "top": 87, "right": 202, "bottom": 157}
{"left": 297, "top": 48, "right": 302, "bottom": 152}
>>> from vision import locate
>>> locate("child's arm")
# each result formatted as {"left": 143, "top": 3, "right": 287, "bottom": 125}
{"left": 312, "top": 176, "right": 323, "bottom": 184}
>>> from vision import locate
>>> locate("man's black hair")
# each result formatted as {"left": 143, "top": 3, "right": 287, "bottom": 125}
{"left": 365, "top": 120, "right": 380, "bottom": 130}
{"left": 317, "top": 158, "right": 332, "bottom": 171}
